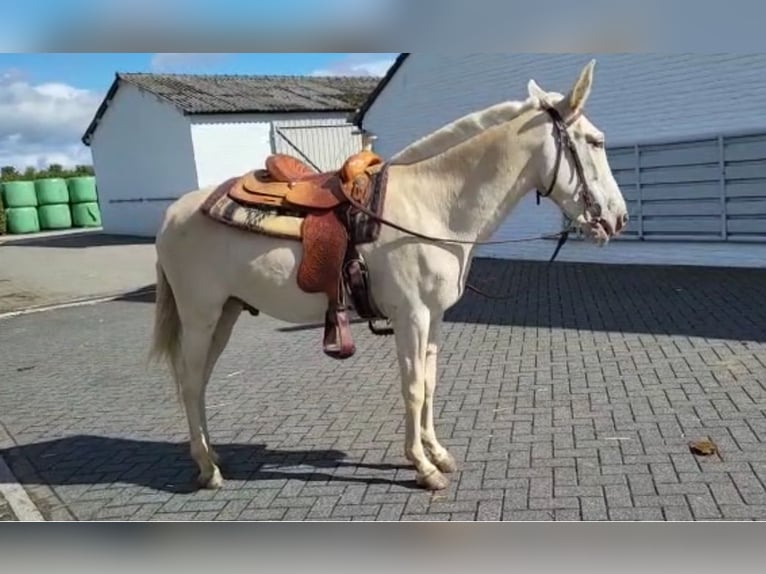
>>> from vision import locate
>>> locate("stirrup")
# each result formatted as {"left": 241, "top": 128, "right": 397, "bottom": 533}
{"left": 323, "top": 306, "right": 356, "bottom": 359}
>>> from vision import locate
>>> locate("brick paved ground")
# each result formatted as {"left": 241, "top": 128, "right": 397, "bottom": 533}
{"left": 0, "top": 259, "right": 765, "bottom": 521}
{"left": 0, "top": 493, "right": 16, "bottom": 521}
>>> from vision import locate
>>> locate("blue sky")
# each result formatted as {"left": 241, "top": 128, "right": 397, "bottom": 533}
{"left": 2, "top": 0, "right": 398, "bottom": 41}
{"left": 0, "top": 52, "right": 398, "bottom": 170}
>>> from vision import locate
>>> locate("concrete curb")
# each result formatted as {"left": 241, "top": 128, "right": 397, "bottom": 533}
{"left": 0, "top": 285, "right": 156, "bottom": 320}
{"left": 0, "top": 456, "right": 45, "bottom": 521}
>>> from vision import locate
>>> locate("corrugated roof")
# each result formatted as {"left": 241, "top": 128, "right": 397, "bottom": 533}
{"left": 82, "top": 73, "right": 381, "bottom": 145}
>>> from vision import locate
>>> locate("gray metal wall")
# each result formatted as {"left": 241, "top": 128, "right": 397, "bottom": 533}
{"left": 609, "top": 132, "right": 766, "bottom": 242}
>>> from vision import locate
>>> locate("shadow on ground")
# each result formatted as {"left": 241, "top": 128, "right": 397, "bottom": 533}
{"left": 1, "top": 232, "right": 153, "bottom": 249}
{"left": 114, "top": 285, "right": 157, "bottom": 303}
{"left": 0, "top": 435, "right": 417, "bottom": 494}
{"left": 445, "top": 259, "right": 766, "bottom": 343}
{"left": 111, "top": 258, "right": 766, "bottom": 343}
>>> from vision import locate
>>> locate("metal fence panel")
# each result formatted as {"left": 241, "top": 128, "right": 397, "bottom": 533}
{"left": 604, "top": 132, "right": 766, "bottom": 242}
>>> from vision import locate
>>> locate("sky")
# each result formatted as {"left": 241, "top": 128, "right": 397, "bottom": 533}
{"left": 0, "top": 53, "right": 398, "bottom": 171}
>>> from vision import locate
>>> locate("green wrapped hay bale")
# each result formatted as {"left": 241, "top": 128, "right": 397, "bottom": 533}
{"left": 0, "top": 194, "right": 6, "bottom": 235}
{"left": 71, "top": 202, "right": 102, "bottom": 228}
{"left": 2, "top": 181, "right": 38, "bottom": 208}
{"left": 38, "top": 204, "right": 72, "bottom": 230}
{"left": 67, "top": 176, "right": 98, "bottom": 203}
{"left": 35, "top": 178, "right": 69, "bottom": 205}
{"left": 6, "top": 207, "right": 40, "bottom": 234}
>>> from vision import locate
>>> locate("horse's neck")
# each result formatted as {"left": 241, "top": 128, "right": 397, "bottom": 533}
{"left": 391, "top": 120, "right": 537, "bottom": 244}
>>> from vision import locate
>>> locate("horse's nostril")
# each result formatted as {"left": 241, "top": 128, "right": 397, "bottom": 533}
{"left": 615, "top": 212, "right": 628, "bottom": 233}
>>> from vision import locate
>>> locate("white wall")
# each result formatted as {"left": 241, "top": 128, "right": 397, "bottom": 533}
{"left": 361, "top": 54, "right": 766, "bottom": 267}
{"left": 363, "top": 54, "right": 766, "bottom": 154}
{"left": 190, "top": 112, "right": 356, "bottom": 188}
{"left": 89, "top": 82, "right": 198, "bottom": 237}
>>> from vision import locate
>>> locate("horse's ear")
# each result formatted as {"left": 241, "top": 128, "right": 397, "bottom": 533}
{"left": 562, "top": 59, "right": 595, "bottom": 118}
{"left": 527, "top": 79, "right": 550, "bottom": 107}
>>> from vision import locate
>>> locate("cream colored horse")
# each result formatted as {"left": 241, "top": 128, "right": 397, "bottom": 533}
{"left": 151, "top": 59, "right": 628, "bottom": 491}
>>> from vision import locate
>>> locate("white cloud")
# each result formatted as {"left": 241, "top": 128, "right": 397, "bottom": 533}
{"left": 311, "top": 54, "right": 397, "bottom": 77}
{"left": 0, "top": 72, "right": 101, "bottom": 170}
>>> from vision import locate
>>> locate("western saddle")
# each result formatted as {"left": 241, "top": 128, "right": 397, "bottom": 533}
{"left": 226, "top": 150, "right": 390, "bottom": 360}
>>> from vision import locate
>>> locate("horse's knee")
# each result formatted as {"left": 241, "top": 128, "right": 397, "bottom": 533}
{"left": 402, "top": 385, "right": 425, "bottom": 406}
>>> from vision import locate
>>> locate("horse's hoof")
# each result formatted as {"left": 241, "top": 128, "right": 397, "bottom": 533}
{"left": 209, "top": 448, "right": 221, "bottom": 466}
{"left": 198, "top": 468, "right": 224, "bottom": 490}
{"left": 433, "top": 452, "right": 458, "bottom": 474}
{"left": 416, "top": 469, "right": 449, "bottom": 491}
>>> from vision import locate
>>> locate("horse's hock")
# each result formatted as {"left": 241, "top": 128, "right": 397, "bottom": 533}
{"left": 201, "top": 150, "right": 389, "bottom": 360}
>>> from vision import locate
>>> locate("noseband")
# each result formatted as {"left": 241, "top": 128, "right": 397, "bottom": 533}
{"left": 535, "top": 106, "right": 598, "bottom": 217}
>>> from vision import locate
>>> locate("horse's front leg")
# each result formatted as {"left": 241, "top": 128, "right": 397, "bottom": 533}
{"left": 394, "top": 306, "right": 449, "bottom": 491}
{"left": 421, "top": 316, "right": 458, "bottom": 473}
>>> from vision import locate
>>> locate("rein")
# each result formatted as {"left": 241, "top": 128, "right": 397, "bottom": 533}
{"left": 342, "top": 106, "right": 595, "bottom": 299}
{"left": 344, "top": 168, "right": 573, "bottom": 248}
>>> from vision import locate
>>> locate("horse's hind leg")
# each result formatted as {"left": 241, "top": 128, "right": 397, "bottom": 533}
{"left": 200, "top": 298, "right": 243, "bottom": 467}
{"left": 175, "top": 304, "right": 226, "bottom": 489}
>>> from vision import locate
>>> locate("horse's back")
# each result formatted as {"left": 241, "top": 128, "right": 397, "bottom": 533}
{"left": 156, "top": 187, "right": 215, "bottom": 239}
{"left": 154, "top": 185, "right": 329, "bottom": 324}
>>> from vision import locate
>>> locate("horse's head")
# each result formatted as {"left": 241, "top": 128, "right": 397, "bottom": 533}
{"left": 526, "top": 59, "right": 628, "bottom": 244}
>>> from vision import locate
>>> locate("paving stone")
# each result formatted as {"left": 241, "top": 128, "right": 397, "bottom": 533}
{"left": 687, "top": 492, "right": 723, "bottom": 519}
{"left": 662, "top": 505, "right": 694, "bottom": 520}
{"left": 376, "top": 503, "right": 405, "bottom": 521}
{"left": 0, "top": 492, "right": 16, "bottom": 521}
{"left": 580, "top": 496, "right": 608, "bottom": 521}
{"left": 477, "top": 500, "right": 502, "bottom": 521}
{"left": 608, "top": 507, "right": 664, "bottom": 521}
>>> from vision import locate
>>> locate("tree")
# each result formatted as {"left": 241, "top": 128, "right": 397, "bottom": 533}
{"left": 73, "top": 165, "right": 95, "bottom": 176}
{"left": 47, "top": 163, "right": 64, "bottom": 176}
{"left": 0, "top": 166, "right": 20, "bottom": 181}
{"left": 0, "top": 164, "right": 96, "bottom": 181}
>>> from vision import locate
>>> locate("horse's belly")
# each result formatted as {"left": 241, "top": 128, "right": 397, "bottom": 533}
{"left": 230, "top": 244, "right": 329, "bottom": 325}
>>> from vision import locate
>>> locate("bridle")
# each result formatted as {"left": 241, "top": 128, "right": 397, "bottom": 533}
{"left": 339, "top": 105, "right": 601, "bottom": 299}
{"left": 531, "top": 104, "right": 604, "bottom": 264}
{"left": 535, "top": 105, "right": 600, "bottom": 219}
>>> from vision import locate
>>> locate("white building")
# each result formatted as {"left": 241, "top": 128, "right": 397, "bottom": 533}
{"left": 354, "top": 54, "right": 766, "bottom": 268}
{"left": 82, "top": 73, "right": 379, "bottom": 237}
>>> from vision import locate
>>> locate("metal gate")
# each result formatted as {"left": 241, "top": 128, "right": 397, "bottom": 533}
{"left": 271, "top": 122, "right": 364, "bottom": 172}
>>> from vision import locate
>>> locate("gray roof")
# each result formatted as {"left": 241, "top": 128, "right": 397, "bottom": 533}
{"left": 82, "top": 73, "right": 381, "bottom": 145}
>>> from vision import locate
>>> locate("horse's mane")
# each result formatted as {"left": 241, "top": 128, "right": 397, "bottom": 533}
{"left": 389, "top": 97, "right": 539, "bottom": 165}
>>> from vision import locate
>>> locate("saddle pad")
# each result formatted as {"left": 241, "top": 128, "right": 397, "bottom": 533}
{"left": 200, "top": 177, "right": 304, "bottom": 241}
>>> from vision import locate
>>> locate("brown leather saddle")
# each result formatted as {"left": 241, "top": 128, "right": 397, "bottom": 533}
{"left": 223, "top": 150, "right": 390, "bottom": 360}
{"left": 229, "top": 151, "right": 380, "bottom": 210}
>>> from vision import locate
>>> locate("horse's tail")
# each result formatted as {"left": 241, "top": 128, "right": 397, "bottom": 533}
{"left": 149, "top": 261, "right": 182, "bottom": 392}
